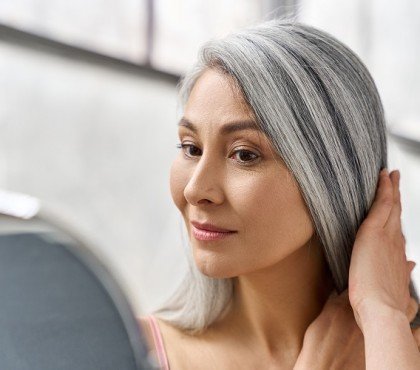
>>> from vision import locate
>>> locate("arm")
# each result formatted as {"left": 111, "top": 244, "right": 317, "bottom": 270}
{"left": 357, "top": 302, "right": 420, "bottom": 370}
{"left": 293, "top": 291, "right": 420, "bottom": 370}
{"left": 348, "top": 169, "right": 420, "bottom": 369}
{"left": 294, "top": 169, "right": 420, "bottom": 370}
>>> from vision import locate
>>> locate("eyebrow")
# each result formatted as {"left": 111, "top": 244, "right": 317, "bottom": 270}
{"left": 178, "top": 117, "right": 260, "bottom": 135}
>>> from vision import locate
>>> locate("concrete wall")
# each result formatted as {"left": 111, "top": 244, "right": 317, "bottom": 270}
{"left": 0, "top": 39, "right": 187, "bottom": 315}
{"left": 299, "top": 0, "right": 420, "bottom": 123}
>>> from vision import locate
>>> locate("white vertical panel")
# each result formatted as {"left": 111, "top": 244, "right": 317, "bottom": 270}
{"left": 298, "top": 0, "right": 369, "bottom": 61}
{"left": 152, "top": 0, "right": 263, "bottom": 74}
{"left": 0, "top": 0, "right": 147, "bottom": 63}
{"left": 0, "top": 40, "right": 184, "bottom": 314}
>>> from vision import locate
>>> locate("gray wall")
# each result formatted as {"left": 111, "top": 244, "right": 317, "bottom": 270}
{"left": 0, "top": 39, "right": 188, "bottom": 315}
{"left": 299, "top": 0, "right": 420, "bottom": 123}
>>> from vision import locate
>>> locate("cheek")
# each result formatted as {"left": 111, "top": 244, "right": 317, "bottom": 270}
{"left": 169, "top": 156, "right": 188, "bottom": 212}
{"left": 237, "top": 171, "right": 314, "bottom": 256}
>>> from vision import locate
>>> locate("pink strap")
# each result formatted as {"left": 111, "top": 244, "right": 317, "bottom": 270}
{"left": 146, "top": 315, "right": 170, "bottom": 370}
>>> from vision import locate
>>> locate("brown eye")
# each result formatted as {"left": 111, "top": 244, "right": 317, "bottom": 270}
{"left": 232, "top": 149, "right": 259, "bottom": 164}
{"left": 176, "top": 143, "right": 202, "bottom": 157}
{"left": 175, "top": 143, "right": 260, "bottom": 166}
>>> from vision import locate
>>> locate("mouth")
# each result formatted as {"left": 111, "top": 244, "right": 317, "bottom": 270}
{"left": 190, "top": 221, "right": 237, "bottom": 241}
{"left": 191, "top": 225, "right": 236, "bottom": 241}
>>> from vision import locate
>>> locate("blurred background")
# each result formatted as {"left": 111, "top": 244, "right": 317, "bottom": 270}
{"left": 0, "top": 0, "right": 419, "bottom": 316}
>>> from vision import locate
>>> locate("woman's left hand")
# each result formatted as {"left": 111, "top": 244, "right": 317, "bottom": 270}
{"left": 348, "top": 168, "right": 417, "bottom": 330}
{"left": 295, "top": 168, "right": 419, "bottom": 370}
{"left": 293, "top": 290, "right": 420, "bottom": 370}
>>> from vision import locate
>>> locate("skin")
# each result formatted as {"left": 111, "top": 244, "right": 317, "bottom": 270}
{"left": 348, "top": 170, "right": 420, "bottom": 368}
{"left": 292, "top": 170, "right": 420, "bottom": 370}
{"left": 138, "top": 68, "right": 420, "bottom": 369}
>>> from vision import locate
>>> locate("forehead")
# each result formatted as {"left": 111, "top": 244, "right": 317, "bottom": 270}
{"left": 179, "top": 69, "right": 284, "bottom": 163}
{"left": 184, "top": 69, "right": 254, "bottom": 124}
{"left": 178, "top": 116, "right": 260, "bottom": 134}
{"left": 179, "top": 70, "right": 276, "bottom": 151}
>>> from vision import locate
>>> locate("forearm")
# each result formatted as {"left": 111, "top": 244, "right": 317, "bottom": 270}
{"left": 358, "top": 302, "right": 420, "bottom": 370}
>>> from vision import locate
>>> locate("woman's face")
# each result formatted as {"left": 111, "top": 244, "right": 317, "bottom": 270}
{"left": 170, "top": 68, "right": 316, "bottom": 278}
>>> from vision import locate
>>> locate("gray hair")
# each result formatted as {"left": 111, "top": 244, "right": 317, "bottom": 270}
{"left": 153, "top": 18, "right": 420, "bottom": 333}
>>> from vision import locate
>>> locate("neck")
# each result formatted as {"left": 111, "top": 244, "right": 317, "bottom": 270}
{"left": 218, "top": 238, "right": 334, "bottom": 364}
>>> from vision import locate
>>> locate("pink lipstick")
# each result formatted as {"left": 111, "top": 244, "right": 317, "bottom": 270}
{"left": 190, "top": 221, "right": 237, "bottom": 241}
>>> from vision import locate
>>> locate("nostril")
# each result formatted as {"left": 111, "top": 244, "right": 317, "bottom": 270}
{"left": 198, "top": 199, "right": 212, "bottom": 204}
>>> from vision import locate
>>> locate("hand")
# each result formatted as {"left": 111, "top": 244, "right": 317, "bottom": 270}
{"left": 294, "top": 289, "right": 365, "bottom": 370}
{"left": 347, "top": 169, "right": 417, "bottom": 329}
{"left": 293, "top": 289, "right": 420, "bottom": 370}
{"left": 407, "top": 296, "right": 420, "bottom": 351}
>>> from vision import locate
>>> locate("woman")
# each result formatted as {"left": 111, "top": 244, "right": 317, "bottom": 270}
{"left": 139, "top": 19, "right": 420, "bottom": 369}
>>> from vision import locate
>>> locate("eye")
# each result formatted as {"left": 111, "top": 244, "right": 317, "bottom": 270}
{"left": 176, "top": 143, "right": 202, "bottom": 157}
{"left": 232, "top": 149, "right": 259, "bottom": 164}
{"left": 176, "top": 143, "right": 260, "bottom": 165}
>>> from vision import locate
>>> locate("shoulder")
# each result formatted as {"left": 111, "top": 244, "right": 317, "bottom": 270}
{"left": 137, "top": 315, "right": 192, "bottom": 369}
{"left": 138, "top": 315, "right": 218, "bottom": 369}
{"left": 137, "top": 316, "right": 155, "bottom": 350}
{"left": 137, "top": 315, "right": 184, "bottom": 344}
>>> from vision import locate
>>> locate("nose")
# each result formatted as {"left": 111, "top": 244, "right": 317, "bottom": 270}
{"left": 183, "top": 153, "right": 225, "bottom": 206}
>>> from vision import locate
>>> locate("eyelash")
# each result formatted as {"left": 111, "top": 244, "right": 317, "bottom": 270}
{"left": 176, "top": 143, "right": 260, "bottom": 166}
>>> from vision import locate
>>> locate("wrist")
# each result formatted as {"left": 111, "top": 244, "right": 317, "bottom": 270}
{"left": 355, "top": 299, "right": 408, "bottom": 334}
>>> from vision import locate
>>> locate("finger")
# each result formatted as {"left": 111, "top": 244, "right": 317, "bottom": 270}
{"left": 326, "top": 289, "right": 350, "bottom": 309}
{"left": 385, "top": 170, "right": 402, "bottom": 231}
{"left": 340, "top": 288, "right": 349, "bottom": 299}
{"left": 330, "top": 290, "right": 339, "bottom": 298}
{"left": 364, "top": 169, "right": 394, "bottom": 228}
{"left": 407, "top": 260, "right": 417, "bottom": 285}
{"left": 413, "top": 327, "right": 420, "bottom": 349}
{"left": 326, "top": 289, "right": 339, "bottom": 303}
{"left": 408, "top": 260, "right": 417, "bottom": 274}
{"left": 337, "top": 288, "right": 351, "bottom": 304}
{"left": 406, "top": 296, "right": 419, "bottom": 322}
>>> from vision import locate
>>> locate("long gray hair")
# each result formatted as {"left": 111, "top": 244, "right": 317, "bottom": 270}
{"left": 153, "top": 18, "right": 420, "bottom": 333}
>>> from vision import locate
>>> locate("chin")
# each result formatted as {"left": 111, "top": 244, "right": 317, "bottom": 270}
{"left": 193, "top": 250, "right": 237, "bottom": 279}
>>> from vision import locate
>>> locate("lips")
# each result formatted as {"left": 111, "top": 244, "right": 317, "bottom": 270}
{"left": 190, "top": 220, "right": 236, "bottom": 233}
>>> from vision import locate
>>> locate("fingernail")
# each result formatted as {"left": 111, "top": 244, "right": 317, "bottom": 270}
{"left": 391, "top": 169, "right": 401, "bottom": 185}
{"left": 381, "top": 168, "right": 389, "bottom": 176}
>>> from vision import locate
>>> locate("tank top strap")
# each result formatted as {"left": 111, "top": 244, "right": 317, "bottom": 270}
{"left": 144, "top": 315, "right": 170, "bottom": 370}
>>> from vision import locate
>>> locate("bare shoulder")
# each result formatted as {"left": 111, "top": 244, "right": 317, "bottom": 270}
{"left": 139, "top": 316, "right": 274, "bottom": 369}
{"left": 137, "top": 315, "right": 191, "bottom": 345}
{"left": 155, "top": 317, "right": 205, "bottom": 369}
{"left": 136, "top": 315, "right": 197, "bottom": 368}
{"left": 156, "top": 317, "right": 237, "bottom": 369}
{"left": 136, "top": 316, "right": 156, "bottom": 352}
